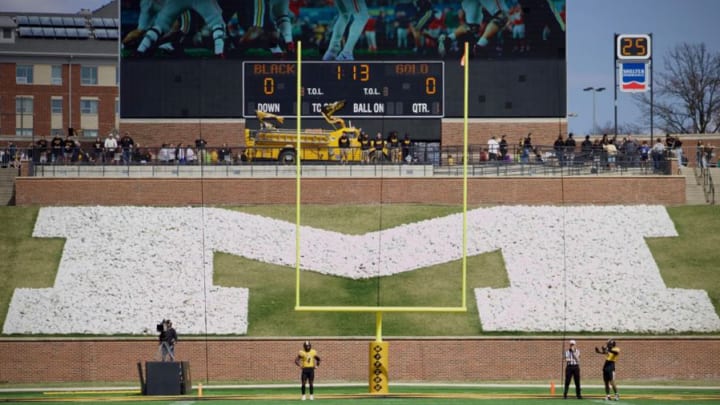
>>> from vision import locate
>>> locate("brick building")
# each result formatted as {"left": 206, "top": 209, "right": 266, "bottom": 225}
{"left": 0, "top": 1, "right": 118, "bottom": 143}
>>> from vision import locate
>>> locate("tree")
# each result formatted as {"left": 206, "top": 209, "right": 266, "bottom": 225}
{"left": 596, "top": 120, "right": 642, "bottom": 136}
{"left": 633, "top": 43, "right": 720, "bottom": 134}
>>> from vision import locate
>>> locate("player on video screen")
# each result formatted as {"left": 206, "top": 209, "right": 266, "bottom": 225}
{"left": 407, "top": 0, "right": 436, "bottom": 54}
{"left": 134, "top": 0, "right": 226, "bottom": 57}
{"left": 240, "top": 0, "right": 294, "bottom": 54}
{"left": 508, "top": 2, "right": 526, "bottom": 52}
{"left": 322, "top": 0, "right": 369, "bottom": 61}
{"left": 468, "top": 0, "right": 511, "bottom": 52}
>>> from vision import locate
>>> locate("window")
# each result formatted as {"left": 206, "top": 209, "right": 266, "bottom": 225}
{"left": 80, "top": 99, "right": 98, "bottom": 114}
{"left": 115, "top": 98, "right": 119, "bottom": 114}
{"left": 16, "top": 97, "right": 33, "bottom": 136}
{"left": 51, "top": 65, "right": 62, "bottom": 85}
{"left": 16, "top": 97, "right": 33, "bottom": 114}
{"left": 2, "top": 28, "right": 11, "bottom": 39}
{"left": 16, "top": 65, "right": 33, "bottom": 84}
{"left": 81, "top": 66, "right": 98, "bottom": 85}
{"left": 83, "top": 129, "right": 98, "bottom": 138}
{"left": 51, "top": 98, "right": 63, "bottom": 114}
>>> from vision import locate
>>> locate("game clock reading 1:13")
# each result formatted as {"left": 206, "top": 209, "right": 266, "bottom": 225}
{"left": 616, "top": 34, "right": 651, "bottom": 60}
{"left": 242, "top": 61, "right": 444, "bottom": 118}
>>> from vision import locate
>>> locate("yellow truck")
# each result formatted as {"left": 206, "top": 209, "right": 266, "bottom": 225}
{"left": 242, "top": 101, "right": 366, "bottom": 164}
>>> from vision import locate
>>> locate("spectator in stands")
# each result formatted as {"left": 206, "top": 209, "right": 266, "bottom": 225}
{"left": 176, "top": 143, "right": 185, "bottom": 164}
{"left": 0, "top": 144, "right": 6, "bottom": 168}
{"left": 668, "top": 134, "right": 683, "bottom": 171}
{"left": 131, "top": 142, "right": 143, "bottom": 163}
{"left": 581, "top": 135, "right": 593, "bottom": 164}
{"left": 360, "top": 132, "right": 372, "bottom": 164}
{"left": 522, "top": 133, "right": 533, "bottom": 163}
{"left": 565, "top": 133, "right": 576, "bottom": 166}
{"left": 63, "top": 135, "right": 74, "bottom": 164}
{"left": 195, "top": 136, "right": 207, "bottom": 163}
{"left": 7, "top": 142, "right": 17, "bottom": 167}
{"left": 158, "top": 144, "right": 170, "bottom": 164}
{"left": 638, "top": 140, "right": 651, "bottom": 171}
{"left": 622, "top": 136, "right": 638, "bottom": 168}
{"left": 533, "top": 147, "right": 544, "bottom": 163}
{"left": 499, "top": 135, "right": 509, "bottom": 161}
{"left": 104, "top": 132, "right": 117, "bottom": 165}
{"left": 488, "top": 135, "right": 499, "bottom": 161}
{"left": 697, "top": 140, "right": 705, "bottom": 168}
{"left": 373, "top": 132, "right": 385, "bottom": 163}
{"left": 338, "top": 132, "right": 351, "bottom": 164}
{"left": 387, "top": 131, "right": 401, "bottom": 163}
{"left": 553, "top": 134, "right": 565, "bottom": 166}
{"left": 119, "top": 132, "right": 135, "bottom": 165}
{"left": 219, "top": 143, "right": 233, "bottom": 164}
{"left": 51, "top": 134, "right": 63, "bottom": 164}
{"left": 36, "top": 136, "right": 49, "bottom": 164}
{"left": 93, "top": 137, "right": 104, "bottom": 164}
{"left": 704, "top": 143, "right": 715, "bottom": 168}
{"left": 186, "top": 145, "right": 197, "bottom": 164}
{"left": 651, "top": 138, "right": 666, "bottom": 172}
{"left": 401, "top": 133, "right": 412, "bottom": 163}
{"left": 479, "top": 148, "right": 489, "bottom": 162}
{"left": 603, "top": 140, "right": 618, "bottom": 170}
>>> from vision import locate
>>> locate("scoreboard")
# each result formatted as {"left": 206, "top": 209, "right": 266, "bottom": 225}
{"left": 242, "top": 61, "right": 444, "bottom": 118}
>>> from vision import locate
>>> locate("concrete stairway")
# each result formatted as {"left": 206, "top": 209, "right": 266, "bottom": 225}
{"left": 684, "top": 167, "right": 718, "bottom": 205}
{"left": 0, "top": 166, "right": 18, "bottom": 205}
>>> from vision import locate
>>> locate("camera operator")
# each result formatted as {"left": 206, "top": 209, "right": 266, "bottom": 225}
{"left": 157, "top": 319, "right": 177, "bottom": 362}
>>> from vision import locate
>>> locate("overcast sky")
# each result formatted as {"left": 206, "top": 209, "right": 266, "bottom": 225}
{"left": 2, "top": 0, "right": 719, "bottom": 135}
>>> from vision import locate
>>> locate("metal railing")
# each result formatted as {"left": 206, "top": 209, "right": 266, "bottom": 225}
{"left": 700, "top": 166, "right": 716, "bottom": 205}
{"left": 21, "top": 143, "right": 675, "bottom": 178}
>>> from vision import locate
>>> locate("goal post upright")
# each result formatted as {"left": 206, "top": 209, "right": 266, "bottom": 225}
{"left": 295, "top": 41, "right": 302, "bottom": 309}
{"left": 294, "top": 41, "right": 470, "bottom": 395}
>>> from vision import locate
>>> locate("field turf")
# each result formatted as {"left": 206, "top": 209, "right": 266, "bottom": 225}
{"left": 1, "top": 385, "right": 719, "bottom": 404}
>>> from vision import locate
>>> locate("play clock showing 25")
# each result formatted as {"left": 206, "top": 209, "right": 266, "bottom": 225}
{"left": 242, "top": 61, "right": 444, "bottom": 118}
{"left": 616, "top": 34, "right": 651, "bottom": 60}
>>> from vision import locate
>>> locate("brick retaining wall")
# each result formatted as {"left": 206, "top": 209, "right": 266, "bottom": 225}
{"left": 0, "top": 338, "right": 717, "bottom": 384}
{"left": 15, "top": 176, "right": 685, "bottom": 206}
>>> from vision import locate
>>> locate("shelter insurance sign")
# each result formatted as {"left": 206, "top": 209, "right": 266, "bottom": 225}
{"left": 620, "top": 62, "right": 649, "bottom": 93}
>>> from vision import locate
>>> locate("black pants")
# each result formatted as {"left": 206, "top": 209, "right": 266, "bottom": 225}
{"left": 301, "top": 367, "right": 315, "bottom": 395}
{"left": 564, "top": 365, "right": 581, "bottom": 398}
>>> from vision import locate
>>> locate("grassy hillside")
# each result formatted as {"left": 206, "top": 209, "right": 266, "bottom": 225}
{"left": 0, "top": 205, "right": 718, "bottom": 335}
{"left": 0, "top": 207, "right": 64, "bottom": 331}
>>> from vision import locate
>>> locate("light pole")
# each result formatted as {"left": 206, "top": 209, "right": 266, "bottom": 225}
{"left": 583, "top": 87, "right": 605, "bottom": 134}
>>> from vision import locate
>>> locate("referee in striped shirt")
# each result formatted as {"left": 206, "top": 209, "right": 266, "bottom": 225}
{"left": 563, "top": 339, "right": 582, "bottom": 399}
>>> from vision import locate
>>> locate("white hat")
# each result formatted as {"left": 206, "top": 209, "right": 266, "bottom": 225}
{"left": 569, "top": 340, "right": 576, "bottom": 345}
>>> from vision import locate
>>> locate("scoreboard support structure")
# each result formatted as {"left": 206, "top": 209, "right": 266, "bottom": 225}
{"left": 614, "top": 33, "right": 653, "bottom": 140}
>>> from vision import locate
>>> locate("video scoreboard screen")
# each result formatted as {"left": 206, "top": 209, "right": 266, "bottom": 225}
{"left": 243, "top": 61, "right": 444, "bottom": 118}
{"left": 120, "top": 0, "right": 567, "bottom": 124}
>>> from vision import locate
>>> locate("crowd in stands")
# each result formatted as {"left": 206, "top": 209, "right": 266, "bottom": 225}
{"left": 445, "top": 133, "right": 717, "bottom": 173}
{"left": 3, "top": 131, "right": 717, "bottom": 170}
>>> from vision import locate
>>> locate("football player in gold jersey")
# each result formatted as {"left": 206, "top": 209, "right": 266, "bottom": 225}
{"left": 295, "top": 341, "right": 321, "bottom": 400}
{"left": 595, "top": 338, "right": 620, "bottom": 401}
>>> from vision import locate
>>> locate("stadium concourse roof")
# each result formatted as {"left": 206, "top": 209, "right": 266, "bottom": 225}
{"left": 0, "top": 0, "right": 117, "bottom": 59}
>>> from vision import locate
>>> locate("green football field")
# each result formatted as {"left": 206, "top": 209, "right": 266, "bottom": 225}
{"left": 1, "top": 385, "right": 718, "bottom": 404}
